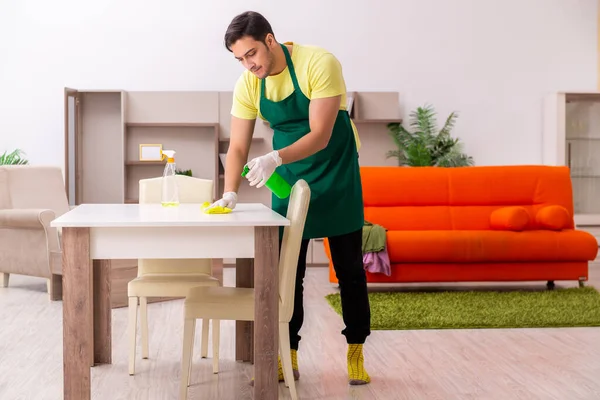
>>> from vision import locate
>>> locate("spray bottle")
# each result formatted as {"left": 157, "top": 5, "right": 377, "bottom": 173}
{"left": 161, "top": 150, "right": 179, "bottom": 207}
{"left": 241, "top": 165, "right": 291, "bottom": 199}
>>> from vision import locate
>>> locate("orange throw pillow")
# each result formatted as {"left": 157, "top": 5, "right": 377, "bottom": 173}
{"left": 490, "top": 206, "right": 530, "bottom": 231}
{"left": 535, "top": 205, "right": 571, "bottom": 230}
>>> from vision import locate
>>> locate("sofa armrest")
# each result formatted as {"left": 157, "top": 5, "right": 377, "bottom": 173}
{"left": 0, "top": 209, "right": 56, "bottom": 229}
{"left": 0, "top": 209, "right": 60, "bottom": 279}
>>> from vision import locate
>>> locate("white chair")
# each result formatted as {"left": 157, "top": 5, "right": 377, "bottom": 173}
{"left": 128, "top": 175, "right": 221, "bottom": 375}
{"left": 178, "top": 180, "right": 311, "bottom": 400}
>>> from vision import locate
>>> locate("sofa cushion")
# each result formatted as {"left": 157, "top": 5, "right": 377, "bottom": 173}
{"left": 386, "top": 230, "right": 598, "bottom": 263}
{"left": 360, "top": 165, "right": 575, "bottom": 231}
{"left": 489, "top": 206, "right": 530, "bottom": 231}
{"left": 535, "top": 205, "right": 570, "bottom": 230}
{"left": 364, "top": 205, "right": 541, "bottom": 231}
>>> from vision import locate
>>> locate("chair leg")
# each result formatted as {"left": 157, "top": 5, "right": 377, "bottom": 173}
{"left": 47, "top": 274, "right": 63, "bottom": 301}
{"left": 1, "top": 273, "right": 9, "bottom": 288}
{"left": 188, "top": 320, "right": 196, "bottom": 386}
{"left": 200, "top": 318, "right": 209, "bottom": 358}
{"left": 140, "top": 297, "right": 149, "bottom": 359}
{"left": 128, "top": 297, "right": 138, "bottom": 375}
{"left": 279, "top": 322, "right": 298, "bottom": 400}
{"left": 212, "top": 319, "right": 220, "bottom": 374}
{"left": 180, "top": 318, "right": 195, "bottom": 400}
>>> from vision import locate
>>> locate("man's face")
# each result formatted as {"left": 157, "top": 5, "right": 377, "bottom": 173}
{"left": 231, "top": 35, "right": 275, "bottom": 79}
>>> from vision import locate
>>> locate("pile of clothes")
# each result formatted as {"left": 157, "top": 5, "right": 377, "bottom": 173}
{"left": 362, "top": 220, "right": 391, "bottom": 276}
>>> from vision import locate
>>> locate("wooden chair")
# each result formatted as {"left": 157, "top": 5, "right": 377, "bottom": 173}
{"left": 128, "top": 175, "right": 221, "bottom": 375}
{"left": 178, "top": 179, "right": 310, "bottom": 400}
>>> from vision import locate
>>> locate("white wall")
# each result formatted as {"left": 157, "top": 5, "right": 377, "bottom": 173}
{"left": 0, "top": 0, "right": 597, "bottom": 167}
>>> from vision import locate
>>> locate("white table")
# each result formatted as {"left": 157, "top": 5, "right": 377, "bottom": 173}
{"left": 51, "top": 203, "right": 289, "bottom": 400}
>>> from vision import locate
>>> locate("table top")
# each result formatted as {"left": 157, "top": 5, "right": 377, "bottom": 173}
{"left": 50, "top": 203, "right": 290, "bottom": 228}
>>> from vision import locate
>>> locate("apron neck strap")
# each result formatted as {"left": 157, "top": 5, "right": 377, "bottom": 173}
{"left": 261, "top": 43, "right": 301, "bottom": 93}
{"left": 280, "top": 44, "right": 300, "bottom": 91}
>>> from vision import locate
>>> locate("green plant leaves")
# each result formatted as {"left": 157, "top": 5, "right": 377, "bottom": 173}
{"left": 0, "top": 149, "right": 29, "bottom": 165}
{"left": 175, "top": 169, "right": 192, "bottom": 176}
{"left": 405, "top": 142, "right": 432, "bottom": 166}
{"left": 386, "top": 104, "right": 473, "bottom": 167}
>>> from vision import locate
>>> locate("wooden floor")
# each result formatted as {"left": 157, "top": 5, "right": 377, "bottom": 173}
{"left": 1, "top": 265, "right": 600, "bottom": 400}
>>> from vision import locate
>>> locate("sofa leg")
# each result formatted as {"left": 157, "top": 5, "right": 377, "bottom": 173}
{"left": 546, "top": 280, "right": 555, "bottom": 290}
{"left": 1, "top": 273, "right": 8, "bottom": 288}
{"left": 579, "top": 277, "right": 586, "bottom": 288}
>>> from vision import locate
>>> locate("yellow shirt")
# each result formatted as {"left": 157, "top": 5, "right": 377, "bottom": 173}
{"left": 231, "top": 41, "right": 361, "bottom": 150}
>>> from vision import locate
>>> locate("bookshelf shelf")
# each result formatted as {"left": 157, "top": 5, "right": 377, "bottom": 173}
{"left": 219, "top": 137, "right": 266, "bottom": 142}
{"left": 352, "top": 119, "right": 403, "bottom": 124}
{"left": 544, "top": 91, "right": 600, "bottom": 239}
{"left": 125, "top": 161, "right": 166, "bottom": 166}
{"left": 125, "top": 122, "right": 218, "bottom": 128}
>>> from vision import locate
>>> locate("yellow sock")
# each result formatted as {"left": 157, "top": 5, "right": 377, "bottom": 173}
{"left": 278, "top": 355, "right": 284, "bottom": 381}
{"left": 291, "top": 349, "right": 299, "bottom": 371}
{"left": 347, "top": 344, "right": 370, "bottom": 385}
{"left": 278, "top": 349, "right": 299, "bottom": 381}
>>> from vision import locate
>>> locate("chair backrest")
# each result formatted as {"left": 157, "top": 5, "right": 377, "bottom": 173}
{"left": 139, "top": 174, "right": 213, "bottom": 204}
{"left": 138, "top": 175, "right": 214, "bottom": 276}
{"left": 278, "top": 179, "right": 311, "bottom": 322}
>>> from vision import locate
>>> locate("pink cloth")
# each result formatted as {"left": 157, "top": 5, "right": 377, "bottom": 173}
{"left": 363, "top": 247, "right": 391, "bottom": 276}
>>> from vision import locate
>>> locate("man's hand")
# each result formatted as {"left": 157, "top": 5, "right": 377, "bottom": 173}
{"left": 206, "top": 191, "right": 238, "bottom": 210}
{"left": 245, "top": 150, "right": 282, "bottom": 188}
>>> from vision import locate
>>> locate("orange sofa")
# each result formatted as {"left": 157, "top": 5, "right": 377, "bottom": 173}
{"left": 324, "top": 165, "right": 598, "bottom": 288}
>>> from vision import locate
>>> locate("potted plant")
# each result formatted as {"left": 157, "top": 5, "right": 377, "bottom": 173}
{"left": 386, "top": 104, "right": 474, "bottom": 167}
{"left": 175, "top": 169, "right": 192, "bottom": 177}
{"left": 0, "top": 149, "right": 29, "bottom": 165}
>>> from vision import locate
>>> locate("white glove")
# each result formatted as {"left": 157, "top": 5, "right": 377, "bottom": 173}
{"left": 245, "top": 151, "right": 282, "bottom": 188}
{"left": 206, "top": 191, "right": 237, "bottom": 210}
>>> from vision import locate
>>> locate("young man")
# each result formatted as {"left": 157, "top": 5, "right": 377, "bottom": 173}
{"left": 209, "top": 11, "right": 371, "bottom": 385}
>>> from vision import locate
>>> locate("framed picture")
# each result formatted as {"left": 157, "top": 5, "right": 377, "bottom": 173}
{"left": 139, "top": 144, "right": 163, "bottom": 161}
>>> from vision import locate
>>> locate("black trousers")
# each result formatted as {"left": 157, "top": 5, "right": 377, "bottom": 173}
{"left": 284, "top": 227, "right": 371, "bottom": 350}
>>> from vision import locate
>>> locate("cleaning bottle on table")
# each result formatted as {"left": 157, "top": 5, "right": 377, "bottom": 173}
{"left": 161, "top": 150, "right": 179, "bottom": 207}
{"left": 241, "top": 165, "right": 291, "bottom": 199}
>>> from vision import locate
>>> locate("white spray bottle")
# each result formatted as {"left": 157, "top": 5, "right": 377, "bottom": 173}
{"left": 161, "top": 150, "right": 179, "bottom": 207}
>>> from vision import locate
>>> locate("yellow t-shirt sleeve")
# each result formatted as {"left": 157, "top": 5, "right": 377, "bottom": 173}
{"left": 231, "top": 73, "right": 258, "bottom": 120}
{"left": 307, "top": 53, "right": 346, "bottom": 99}
{"left": 307, "top": 52, "right": 361, "bottom": 151}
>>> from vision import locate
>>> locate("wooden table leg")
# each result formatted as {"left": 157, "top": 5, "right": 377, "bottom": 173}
{"left": 235, "top": 258, "right": 254, "bottom": 363}
{"left": 62, "top": 227, "right": 93, "bottom": 400}
{"left": 93, "top": 260, "right": 112, "bottom": 364}
{"left": 253, "top": 226, "right": 279, "bottom": 399}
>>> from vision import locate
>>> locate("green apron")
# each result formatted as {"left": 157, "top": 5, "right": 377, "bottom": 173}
{"left": 259, "top": 43, "right": 364, "bottom": 240}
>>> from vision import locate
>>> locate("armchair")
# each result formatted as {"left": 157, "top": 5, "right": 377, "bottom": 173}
{"left": 0, "top": 166, "right": 69, "bottom": 300}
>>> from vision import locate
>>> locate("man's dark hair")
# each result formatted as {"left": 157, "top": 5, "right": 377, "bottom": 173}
{"left": 224, "top": 11, "right": 274, "bottom": 51}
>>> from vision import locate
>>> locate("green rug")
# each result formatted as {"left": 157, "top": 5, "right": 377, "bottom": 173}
{"left": 325, "top": 287, "right": 600, "bottom": 330}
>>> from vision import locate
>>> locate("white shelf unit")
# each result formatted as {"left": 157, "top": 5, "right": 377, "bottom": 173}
{"left": 543, "top": 91, "right": 600, "bottom": 240}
